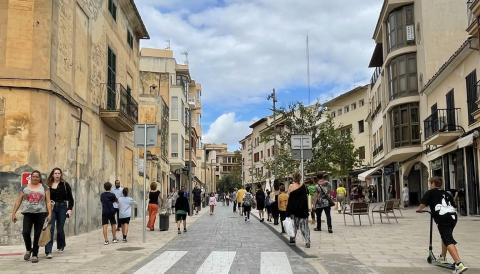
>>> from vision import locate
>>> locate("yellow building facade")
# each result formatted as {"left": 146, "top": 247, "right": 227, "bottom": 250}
{"left": 0, "top": 0, "right": 148, "bottom": 243}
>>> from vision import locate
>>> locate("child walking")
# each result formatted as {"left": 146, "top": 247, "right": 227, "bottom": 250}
{"left": 209, "top": 192, "right": 217, "bottom": 215}
{"left": 118, "top": 188, "right": 135, "bottom": 242}
{"left": 100, "top": 182, "right": 118, "bottom": 245}
{"left": 416, "top": 177, "right": 468, "bottom": 274}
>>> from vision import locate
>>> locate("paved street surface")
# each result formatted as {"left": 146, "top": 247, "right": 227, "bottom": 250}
{"left": 126, "top": 206, "right": 317, "bottom": 274}
{"left": 1, "top": 204, "right": 480, "bottom": 274}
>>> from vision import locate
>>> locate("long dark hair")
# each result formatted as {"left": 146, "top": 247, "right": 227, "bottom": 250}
{"left": 47, "top": 167, "right": 63, "bottom": 187}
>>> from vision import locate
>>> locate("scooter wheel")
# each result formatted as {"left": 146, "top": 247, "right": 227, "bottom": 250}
{"left": 427, "top": 256, "right": 432, "bottom": 264}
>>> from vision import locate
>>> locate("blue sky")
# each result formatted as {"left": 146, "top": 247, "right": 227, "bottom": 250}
{"left": 136, "top": 0, "right": 383, "bottom": 150}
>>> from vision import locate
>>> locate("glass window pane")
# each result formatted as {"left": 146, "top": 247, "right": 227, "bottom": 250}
{"left": 399, "top": 76, "right": 407, "bottom": 92}
{"left": 399, "top": 58, "right": 406, "bottom": 74}
{"left": 401, "top": 109, "right": 408, "bottom": 124}
{"left": 411, "top": 107, "right": 419, "bottom": 123}
{"left": 408, "top": 75, "right": 418, "bottom": 92}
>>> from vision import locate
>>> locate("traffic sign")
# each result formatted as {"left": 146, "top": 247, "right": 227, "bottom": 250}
{"left": 21, "top": 172, "right": 31, "bottom": 186}
{"left": 291, "top": 135, "right": 312, "bottom": 149}
{"left": 134, "top": 124, "right": 158, "bottom": 147}
{"left": 292, "top": 149, "right": 312, "bottom": 160}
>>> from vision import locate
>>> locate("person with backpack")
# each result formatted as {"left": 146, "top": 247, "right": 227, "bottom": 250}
{"left": 255, "top": 184, "right": 266, "bottom": 222}
{"left": 100, "top": 182, "right": 118, "bottom": 245}
{"left": 278, "top": 184, "right": 289, "bottom": 233}
{"left": 314, "top": 174, "right": 333, "bottom": 233}
{"left": 118, "top": 188, "right": 136, "bottom": 242}
{"left": 243, "top": 186, "right": 254, "bottom": 222}
{"left": 265, "top": 190, "right": 273, "bottom": 222}
{"left": 416, "top": 177, "right": 468, "bottom": 274}
{"left": 175, "top": 190, "right": 190, "bottom": 234}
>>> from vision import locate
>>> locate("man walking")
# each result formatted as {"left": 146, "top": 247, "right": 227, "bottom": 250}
{"left": 236, "top": 186, "right": 246, "bottom": 216}
{"left": 192, "top": 186, "right": 202, "bottom": 214}
{"left": 111, "top": 180, "right": 123, "bottom": 231}
{"left": 232, "top": 189, "right": 238, "bottom": 213}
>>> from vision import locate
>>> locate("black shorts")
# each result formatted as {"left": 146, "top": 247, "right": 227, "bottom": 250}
{"left": 102, "top": 214, "right": 116, "bottom": 225}
{"left": 194, "top": 200, "right": 201, "bottom": 207}
{"left": 175, "top": 214, "right": 187, "bottom": 221}
{"left": 118, "top": 217, "right": 130, "bottom": 225}
{"left": 437, "top": 216, "right": 457, "bottom": 246}
{"left": 243, "top": 205, "right": 251, "bottom": 212}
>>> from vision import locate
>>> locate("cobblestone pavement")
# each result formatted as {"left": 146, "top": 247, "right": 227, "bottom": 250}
{"left": 126, "top": 205, "right": 318, "bottom": 274}
{"left": 252, "top": 205, "right": 480, "bottom": 274}
{"left": 0, "top": 209, "right": 208, "bottom": 274}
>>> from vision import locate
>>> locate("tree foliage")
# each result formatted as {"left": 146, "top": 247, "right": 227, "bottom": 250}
{"left": 263, "top": 101, "right": 361, "bottom": 180}
{"left": 217, "top": 174, "right": 242, "bottom": 193}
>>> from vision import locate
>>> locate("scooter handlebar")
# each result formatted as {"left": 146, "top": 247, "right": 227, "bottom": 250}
{"left": 416, "top": 210, "right": 431, "bottom": 214}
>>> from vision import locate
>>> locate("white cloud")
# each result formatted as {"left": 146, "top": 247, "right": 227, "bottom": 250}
{"left": 136, "top": 0, "right": 382, "bottom": 107}
{"left": 203, "top": 113, "right": 254, "bottom": 150}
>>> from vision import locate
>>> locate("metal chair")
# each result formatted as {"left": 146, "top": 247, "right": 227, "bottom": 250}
{"left": 343, "top": 202, "right": 372, "bottom": 226}
{"left": 372, "top": 200, "right": 398, "bottom": 224}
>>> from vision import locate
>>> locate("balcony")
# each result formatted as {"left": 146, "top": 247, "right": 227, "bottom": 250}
{"left": 424, "top": 108, "right": 462, "bottom": 146}
{"left": 100, "top": 83, "right": 138, "bottom": 132}
{"left": 370, "top": 67, "right": 382, "bottom": 87}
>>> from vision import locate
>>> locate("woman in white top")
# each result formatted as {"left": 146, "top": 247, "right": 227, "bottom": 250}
{"left": 118, "top": 188, "right": 136, "bottom": 242}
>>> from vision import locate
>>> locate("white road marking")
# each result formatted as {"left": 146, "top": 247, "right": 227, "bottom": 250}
{"left": 261, "top": 252, "right": 293, "bottom": 274}
{"left": 196, "top": 251, "right": 236, "bottom": 274}
{"left": 134, "top": 251, "right": 187, "bottom": 274}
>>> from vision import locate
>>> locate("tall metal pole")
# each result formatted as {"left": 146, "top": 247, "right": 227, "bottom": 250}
{"left": 300, "top": 137, "right": 304, "bottom": 184}
{"left": 306, "top": 35, "right": 311, "bottom": 105}
{"left": 186, "top": 80, "right": 193, "bottom": 215}
{"left": 142, "top": 124, "right": 147, "bottom": 243}
{"left": 268, "top": 89, "right": 277, "bottom": 189}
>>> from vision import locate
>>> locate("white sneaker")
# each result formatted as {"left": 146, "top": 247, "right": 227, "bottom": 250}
{"left": 46, "top": 253, "right": 53, "bottom": 259}
{"left": 454, "top": 262, "right": 468, "bottom": 274}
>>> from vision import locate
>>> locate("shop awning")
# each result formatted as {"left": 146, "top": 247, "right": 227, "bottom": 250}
{"left": 427, "top": 132, "right": 476, "bottom": 161}
{"left": 358, "top": 166, "right": 382, "bottom": 181}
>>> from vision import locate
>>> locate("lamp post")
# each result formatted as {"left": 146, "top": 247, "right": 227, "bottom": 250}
{"left": 210, "top": 159, "right": 216, "bottom": 193}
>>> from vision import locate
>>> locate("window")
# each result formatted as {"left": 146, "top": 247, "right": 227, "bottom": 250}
{"left": 388, "top": 53, "right": 418, "bottom": 100}
{"left": 260, "top": 151, "right": 263, "bottom": 159}
{"left": 108, "top": 0, "right": 117, "bottom": 20}
{"left": 358, "top": 120, "right": 364, "bottom": 133}
{"left": 351, "top": 103, "right": 357, "bottom": 110}
{"left": 171, "top": 97, "right": 178, "bottom": 120}
{"left": 254, "top": 152, "right": 259, "bottom": 162}
{"left": 171, "top": 133, "right": 178, "bottom": 157}
{"left": 359, "top": 99, "right": 365, "bottom": 107}
{"left": 338, "top": 109, "right": 342, "bottom": 116}
{"left": 331, "top": 111, "right": 336, "bottom": 118}
{"left": 466, "top": 70, "right": 478, "bottom": 124}
{"left": 358, "top": 146, "right": 365, "bottom": 160}
{"left": 127, "top": 30, "right": 133, "bottom": 49}
{"left": 339, "top": 125, "right": 352, "bottom": 137}
{"left": 344, "top": 106, "right": 349, "bottom": 113}
{"left": 181, "top": 100, "right": 185, "bottom": 125}
{"left": 271, "top": 146, "right": 275, "bottom": 156}
{"left": 107, "top": 47, "right": 116, "bottom": 109}
{"left": 181, "top": 136, "right": 184, "bottom": 159}
{"left": 387, "top": 5, "right": 414, "bottom": 52}
{"left": 267, "top": 149, "right": 270, "bottom": 157}
{"left": 390, "top": 103, "right": 420, "bottom": 148}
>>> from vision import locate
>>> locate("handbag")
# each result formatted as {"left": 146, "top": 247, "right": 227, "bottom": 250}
{"left": 283, "top": 217, "right": 295, "bottom": 238}
{"left": 319, "top": 185, "right": 335, "bottom": 207}
{"left": 38, "top": 219, "right": 51, "bottom": 247}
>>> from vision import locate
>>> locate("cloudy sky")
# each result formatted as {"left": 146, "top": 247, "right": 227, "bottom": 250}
{"left": 136, "top": 0, "right": 383, "bottom": 150}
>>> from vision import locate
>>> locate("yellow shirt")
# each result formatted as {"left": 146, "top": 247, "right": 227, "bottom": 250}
{"left": 236, "top": 188, "right": 246, "bottom": 203}
{"left": 278, "top": 192, "right": 288, "bottom": 211}
{"left": 336, "top": 186, "right": 347, "bottom": 197}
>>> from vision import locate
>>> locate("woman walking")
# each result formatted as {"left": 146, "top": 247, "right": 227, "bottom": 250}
{"left": 209, "top": 192, "right": 217, "bottom": 215}
{"left": 255, "top": 184, "right": 266, "bottom": 222}
{"left": 314, "top": 174, "right": 333, "bottom": 233}
{"left": 286, "top": 172, "right": 311, "bottom": 248}
{"left": 118, "top": 188, "right": 135, "bottom": 242}
{"left": 175, "top": 190, "right": 190, "bottom": 234}
{"left": 336, "top": 183, "right": 347, "bottom": 213}
{"left": 11, "top": 170, "right": 52, "bottom": 263}
{"left": 243, "top": 186, "right": 254, "bottom": 222}
{"left": 278, "top": 184, "right": 288, "bottom": 233}
{"left": 147, "top": 182, "right": 160, "bottom": 231}
{"left": 45, "top": 168, "right": 74, "bottom": 258}
{"left": 265, "top": 190, "right": 272, "bottom": 222}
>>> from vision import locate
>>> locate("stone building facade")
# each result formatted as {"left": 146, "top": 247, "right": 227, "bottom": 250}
{"left": 0, "top": 0, "right": 148, "bottom": 243}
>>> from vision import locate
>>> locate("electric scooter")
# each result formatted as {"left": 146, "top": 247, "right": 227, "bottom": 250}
{"left": 421, "top": 211, "right": 455, "bottom": 270}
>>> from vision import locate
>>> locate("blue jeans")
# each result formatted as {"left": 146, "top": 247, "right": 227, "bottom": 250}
{"left": 45, "top": 203, "right": 68, "bottom": 254}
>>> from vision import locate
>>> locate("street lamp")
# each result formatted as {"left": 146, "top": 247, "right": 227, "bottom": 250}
{"left": 210, "top": 159, "right": 217, "bottom": 193}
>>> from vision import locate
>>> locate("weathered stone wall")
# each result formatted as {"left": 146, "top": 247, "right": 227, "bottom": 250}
{"left": 0, "top": 0, "right": 146, "bottom": 244}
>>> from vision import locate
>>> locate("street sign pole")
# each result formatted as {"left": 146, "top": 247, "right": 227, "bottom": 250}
{"left": 143, "top": 123, "right": 147, "bottom": 244}
{"left": 300, "top": 137, "right": 304, "bottom": 184}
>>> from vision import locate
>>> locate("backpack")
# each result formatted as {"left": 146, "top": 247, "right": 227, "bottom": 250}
{"left": 243, "top": 193, "right": 252, "bottom": 206}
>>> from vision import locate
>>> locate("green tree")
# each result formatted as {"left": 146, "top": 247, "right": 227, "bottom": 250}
{"left": 217, "top": 174, "right": 242, "bottom": 193}
{"left": 264, "top": 101, "right": 360, "bottom": 179}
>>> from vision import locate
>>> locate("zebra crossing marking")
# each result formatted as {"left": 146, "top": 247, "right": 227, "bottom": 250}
{"left": 134, "top": 250, "right": 187, "bottom": 274}
{"left": 261, "top": 252, "right": 293, "bottom": 274}
{"left": 196, "top": 251, "right": 236, "bottom": 274}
